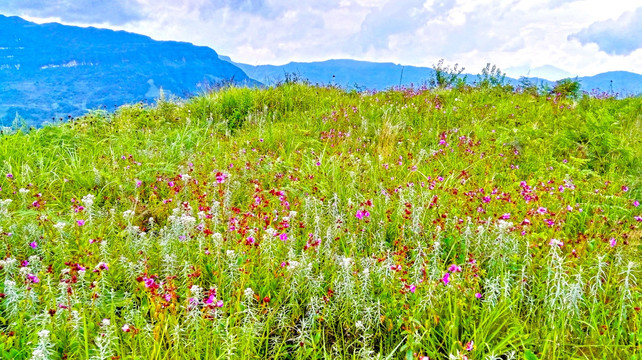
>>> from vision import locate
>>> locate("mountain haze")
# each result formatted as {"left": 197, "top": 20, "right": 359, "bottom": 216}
{"left": 0, "top": 15, "right": 256, "bottom": 126}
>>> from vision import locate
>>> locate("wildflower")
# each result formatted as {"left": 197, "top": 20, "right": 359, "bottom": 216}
{"left": 549, "top": 238, "right": 564, "bottom": 247}
{"left": 622, "top": 186, "right": 629, "bottom": 192}
{"left": 634, "top": 200, "right": 640, "bottom": 207}
{"left": 465, "top": 340, "right": 474, "bottom": 351}
{"left": 29, "top": 241, "right": 37, "bottom": 249}
{"left": 6, "top": 173, "right": 12, "bottom": 179}
{"left": 279, "top": 233, "right": 288, "bottom": 242}
{"left": 27, "top": 273, "right": 40, "bottom": 283}
{"left": 610, "top": 238, "right": 617, "bottom": 247}
{"left": 448, "top": 264, "right": 462, "bottom": 272}
{"left": 135, "top": 179, "right": 142, "bottom": 188}
{"left": 122, "top": 324, "right": 130, "bottom": 332}
{"left": 475, "top": 292, "right": 482, "bottom": 299}
{"left": 536, "top": 207, "right": 547, "bottom": 214}
{"left": 409, "top": 284, "right": 416, "bottom": 293}
{"left": 355, "top": 209, "right": 370, "bottom": 220}
{"left": 215, "top": 172, "right": 228, "bottom": 184}
{"left": 76, "top": 219, "right": 85, "bottom": 227}
{"left": 499, "top": 213, "right": 511, "bottom": 220}
{"left": 93, "top": 262, "right": 109, "bottom": 273}
{"left": 442, "top": 272, "right": 450, "bottom": 285}
{"left": 635, "top": 216, "right": 642, "bottom": 222}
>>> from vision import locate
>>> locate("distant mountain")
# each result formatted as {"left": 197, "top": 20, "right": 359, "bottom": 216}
{"left": 0, "top": 15, "right": 257, "bottom": 126}
{"left": 225, "top": 56, "right": 642, "bottom": 97}
{"left": 505, "top": 65, "right": 576, "bottom": 81}
{"left": 231, "top": 59, "right": 435, "bottom": 90}
{"left": 578, "top": 71, "right": 642, "bottom": 96}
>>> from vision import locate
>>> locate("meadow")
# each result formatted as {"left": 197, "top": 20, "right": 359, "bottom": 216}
{"left": 0, "top": 81, "right": 641, "bottom": 359}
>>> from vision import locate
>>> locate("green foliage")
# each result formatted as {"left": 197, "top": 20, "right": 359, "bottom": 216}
{"left": 0, "top": 84, "right": 641, "bottom": 359}
{"left": 553, "top": 78, "right": 582, "bottom": 99}
{"left": 430, "top": 59, "right": 466, "bottom": 88}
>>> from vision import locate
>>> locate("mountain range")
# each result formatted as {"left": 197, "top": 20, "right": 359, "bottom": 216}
{"left": 0, "top": 14, "right": 255, "bottom": 126}
{"left": 1, "top": 14, "right": 641, "bottom": 127}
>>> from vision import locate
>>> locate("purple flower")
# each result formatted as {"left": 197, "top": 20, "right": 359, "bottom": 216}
{"left": 475, "top": 292, "right": 482, "bottom": 299}
{"left": 448, "top": 264, "right": 462, "bottom": 272}
{"left": 609, "top": 238, "right": 617, "bottom": 247}
{"left": 536, "top": 207, "right": 547, "bottom": 214}
{"left": 76, "top": 219, "right": 85, "bottom": 227}
{"left": 499, "top": 213, "right": 511, "bottom": 220}
{"left": 27, "top": 273, "right": 39, "bottom": 283}
{"left": 409, "top": 284, "right": 416, "bottom": 293}
{"left": 355, "top": 209, "right": 370, "bottom": 220}
{"left": 6, "top": 173, "right": 13, "bottom": 179}
{"left": 279, "top": 233, "right": 288, "bottom": 242}
{"left": 634, "top": 200, "right": 640, "bottom": 207}
{"left": 442, "top": 272, "right": 450, "bottom": 285}
{"left": 29, "top": 241, "right": 37, "bottom": 249}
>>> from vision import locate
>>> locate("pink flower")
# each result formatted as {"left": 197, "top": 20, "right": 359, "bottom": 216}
{"left": 634, "top": 200, "right": 640, "bottom": 207}
{"left": 448, "top": 264, "right": 462, "bottom": 272}
{"left": 475, "top": 292, "right": 482, "bottom": 299}
{"left": 279, "top": 233, "right": 288, "bottom": 242}
{"left": 635, "top": 216, "right": 642, "bottom": 222}
{"left": 135, "top": 179, "right": 142, "bottom": 188}
{"left": 215, "top": 300, "right": 224, "bottom": 307}
{"left": 76, "top": 219, "right": 85, "bottom": 227}
{"left": 355, "top": 209, "right": 370, "bottom": 220}
{"left": 409, "top": 284, "right": 416, "bottom": 293}
{"left": 29, "top": 241, "right": 37, "bottom": 249}
{"left": 122, "top": 324, "right": 131, "bottom": 332}
{"left": 610, "top": 238, "right": 617, "bottom": 247}
{"left": 536, "top": 207, "right": 547, "bottom": 214}
{"left": 622, "top": 186, "right": 629, "bottom": 192}
{"left": 499, "top": 213, "right": 511, "bottom": 220}
{"left": 27, "top": 273, "right": 39, "bottom": 283}
{"left": 442, "top": 272, "right": 450, "bottom": 285}
{"left": 465, "top": 340, "right": 474, "bottom": 351}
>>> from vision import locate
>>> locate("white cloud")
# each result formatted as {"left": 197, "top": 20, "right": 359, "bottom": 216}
{"left": 2, "top": 0, "right": 641, "bottom": 75}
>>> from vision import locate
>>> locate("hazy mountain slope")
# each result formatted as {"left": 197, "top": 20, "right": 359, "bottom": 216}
{"left": 0, "top": 15, "right": 257, "bottom": 126}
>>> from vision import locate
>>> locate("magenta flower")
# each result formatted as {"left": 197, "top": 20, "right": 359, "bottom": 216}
{"left": 465, "top": 340, "right": 474, "bottom": 351}
{"left": 475, "top": 292, "right": 482, "bottom": 299}
{"left": 499, "top": 213, "right": 511, "bottom": 220}
{"left": 135, "top": 179, "right": 142, "bottom": 188}
{"left": 6, "top": 173, "right": 13, "bottom": 179}
{"left": 635, "top": 216, "right": 642, "bottom": 222}
{"left": 279, "top": 233, "right": 288, "bottom": 242}
{"left": 609, "top": 238, "right": 617, "bottom": 247}
{"left": 634, "top": 200, "right": 640, "bottom": 207}
{"left": 27, "top": 273, "right": 39, "bottom": 283}
{"left": 622, "top": 185, "right": 629, "bottom": 192}
{"left": 409, "top": 284, "right": 416, "bottom": 293}
{"left": 448, "top": 264, "right": 462, "bottom": 272}
{"left": 122, "top": 324, "right": 131, "bottom": 332}
{"left": 536, "top": 207, "right": 547, "bottom": 214}
{"left": 355, "top": 209, "right": 370, "bottom": 220}
{"left": 442, "top": 272, "right": 450, "bottom": 285}
{"left": 76, "top": 219, "right": 85, "bottom": 227}
{"left": 29, "top": 241, "right": 37, "bottom": 249}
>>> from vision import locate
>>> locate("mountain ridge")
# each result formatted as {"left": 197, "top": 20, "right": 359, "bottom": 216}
{"left": 0, "top": 14, "right": 257, "bottom": 126}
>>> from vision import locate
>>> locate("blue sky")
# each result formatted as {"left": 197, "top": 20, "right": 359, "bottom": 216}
{"left": 2, "top": 0, "right": 641, "bottom": 78}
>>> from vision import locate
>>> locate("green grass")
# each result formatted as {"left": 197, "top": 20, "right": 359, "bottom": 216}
{"left": 0, "top": 83, "right": 641, "bottom": 359}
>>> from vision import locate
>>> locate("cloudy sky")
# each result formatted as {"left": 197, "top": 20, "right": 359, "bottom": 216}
{"left": 2, "top": 0, "right": 641, "bottom": 78}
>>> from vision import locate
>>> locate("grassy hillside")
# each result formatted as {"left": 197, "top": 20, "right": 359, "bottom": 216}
{"left": 0, "top": 84, "right": 641, "bottom": 359}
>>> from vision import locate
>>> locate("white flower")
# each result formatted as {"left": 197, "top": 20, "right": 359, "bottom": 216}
{"left": 53, "top": 222, "right": 66, "bottom": 230}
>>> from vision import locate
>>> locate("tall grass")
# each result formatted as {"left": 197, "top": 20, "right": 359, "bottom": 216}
{"left": 0, "top": 83, "right": 641, "bottom": 359}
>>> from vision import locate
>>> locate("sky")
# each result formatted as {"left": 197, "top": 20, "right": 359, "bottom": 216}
{"left": 2, "top": 0, "right": 642, "bottom": 78}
